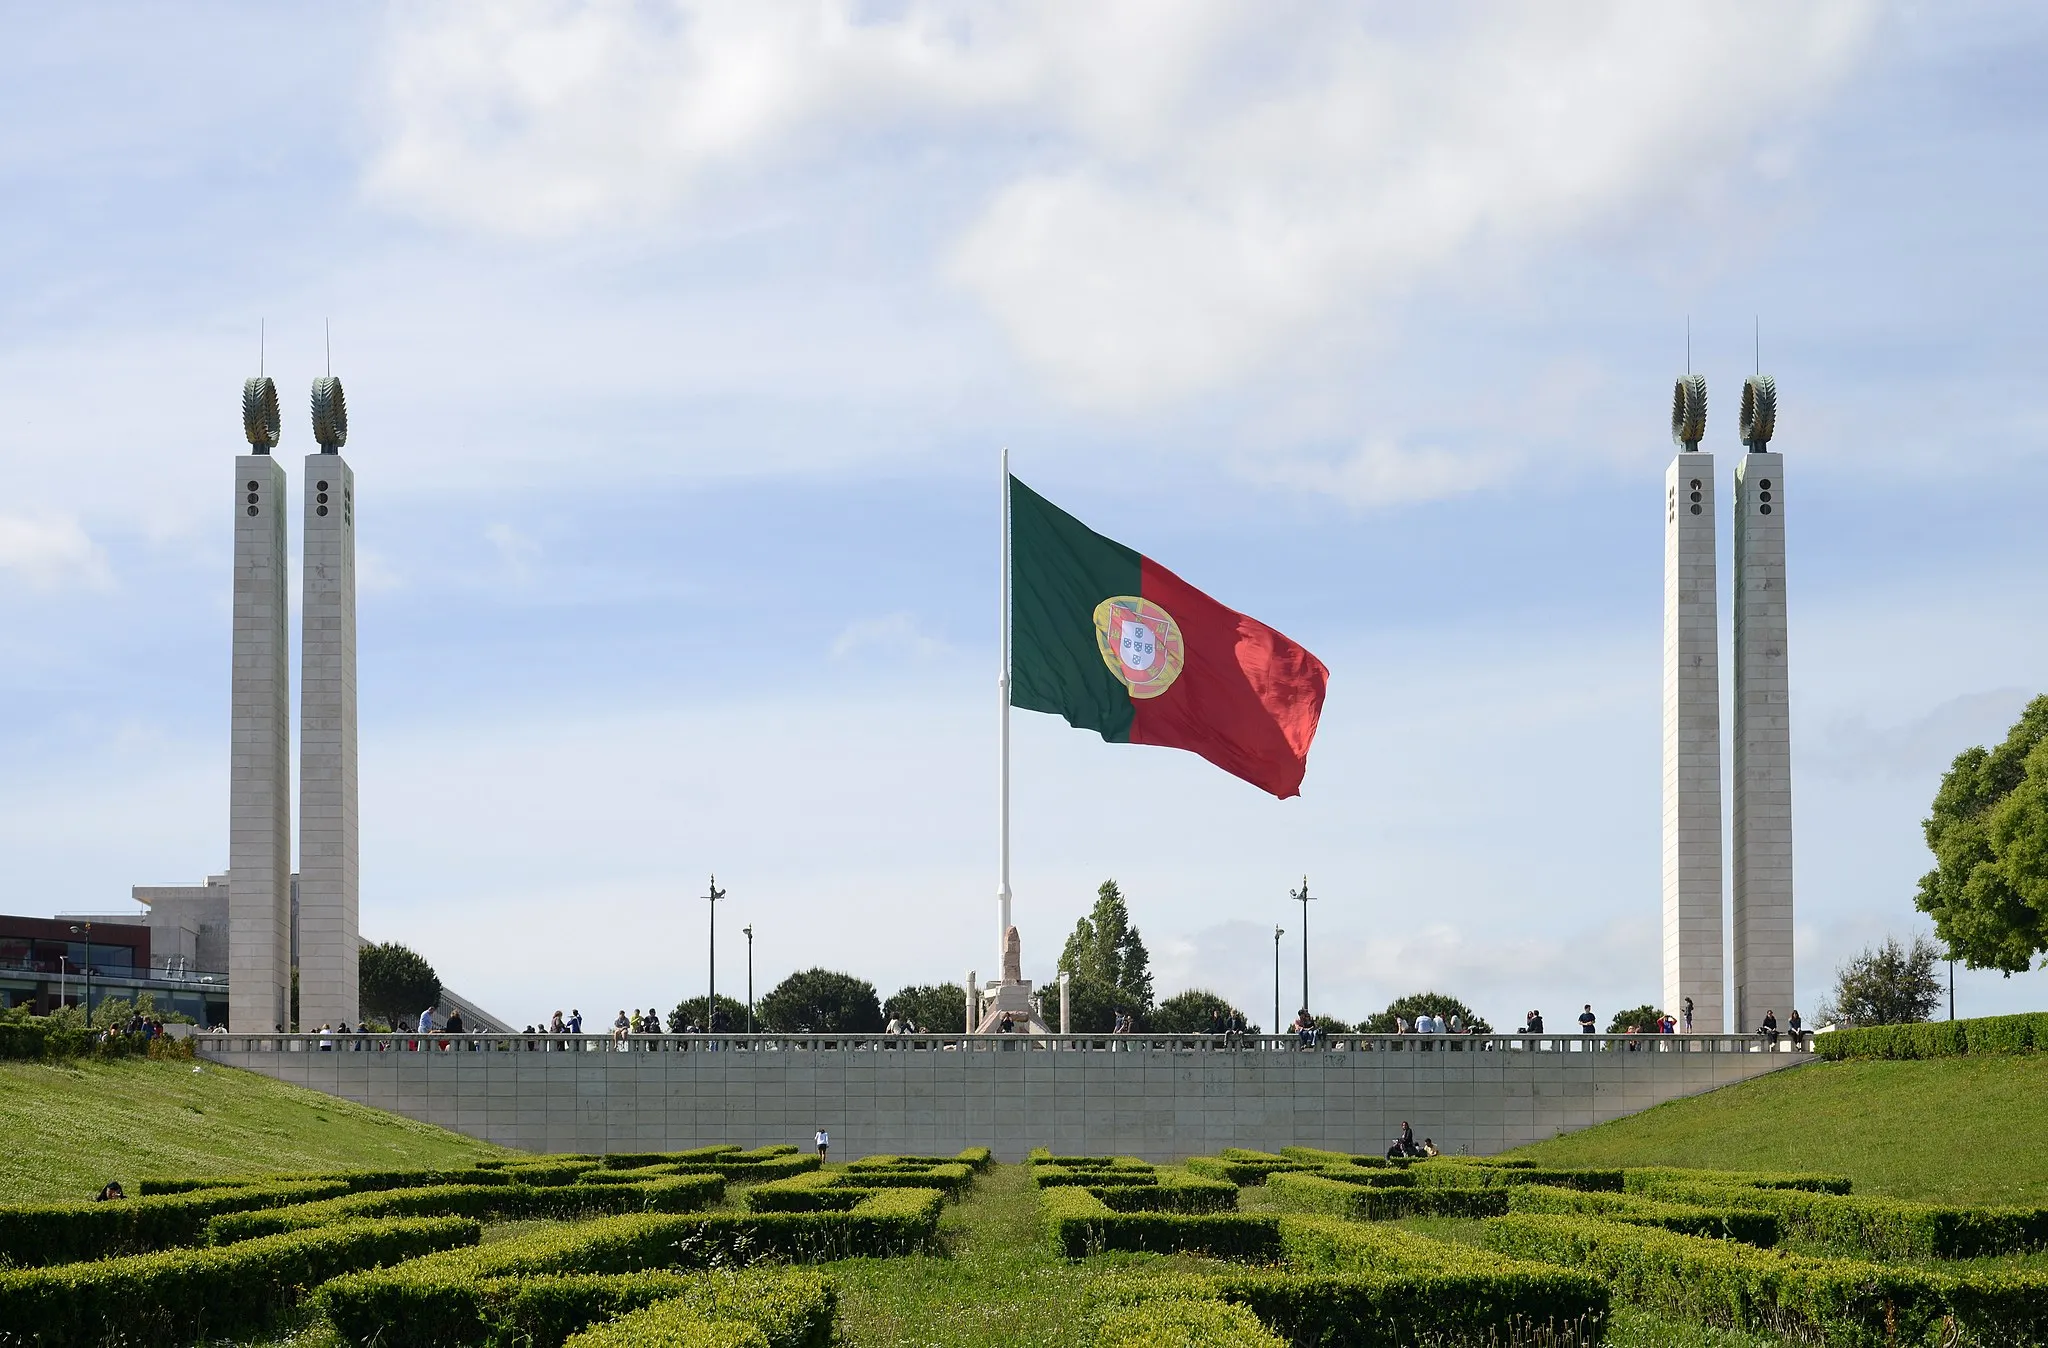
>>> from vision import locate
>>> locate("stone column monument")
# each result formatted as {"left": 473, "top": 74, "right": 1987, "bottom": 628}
{"left": 974, "top": 926, "right": 1051, "bottom": 1033}
{"left": 297, "top": 377, "right": 360, "bottom": 1033}
{"left": 230, "top": 378, "right": 293, "bottom": 1032}
{"left": 1661, "top": 374, "right": 1726, "bottom": 1033}
{"left": 1731, "top": 376, "right": 1793, "bottom": 1034}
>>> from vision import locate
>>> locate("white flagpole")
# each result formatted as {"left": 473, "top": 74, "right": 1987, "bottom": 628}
{"left": 998, "top": 449, "right": 1013, "bottom": 967}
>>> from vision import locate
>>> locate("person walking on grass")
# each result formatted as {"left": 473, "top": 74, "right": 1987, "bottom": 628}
{"left": 815, "top": 1128, "right": 830, "bottom": 1159}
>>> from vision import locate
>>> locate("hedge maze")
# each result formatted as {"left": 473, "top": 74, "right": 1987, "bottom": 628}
{"left": 4, "top": 1140, "right": 2045, "bottom": 1346}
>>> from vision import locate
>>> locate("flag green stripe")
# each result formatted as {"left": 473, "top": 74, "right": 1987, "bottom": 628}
{"left": 1009, "top": 476, "right": 1139, "bottom": 743}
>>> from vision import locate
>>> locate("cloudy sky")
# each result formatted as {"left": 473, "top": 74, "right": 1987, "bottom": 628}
{"left": 3, "top": 1, "right": 2045, "bottom": 1031}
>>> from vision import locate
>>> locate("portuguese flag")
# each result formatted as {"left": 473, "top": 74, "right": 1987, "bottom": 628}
{"left": 1009, "top": 475, "right": 1329, "bottom": 798}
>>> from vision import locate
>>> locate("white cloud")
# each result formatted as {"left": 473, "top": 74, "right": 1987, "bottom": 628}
{"left": 0, "top": 514, "right": 112, "bottom": 591}
{"left": 830, "top": 612, "right": 949, "bottom": 662}
{"left": 1241, "top": 440, "right": 1515, "bottom": 509}
{"left": 366, "top": 2, "right": 1877, "bottom": 410}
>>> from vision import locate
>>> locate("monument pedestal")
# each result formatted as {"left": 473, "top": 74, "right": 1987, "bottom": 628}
{"left": 975, "top": 924, "right": 1051, "bottom": 1034}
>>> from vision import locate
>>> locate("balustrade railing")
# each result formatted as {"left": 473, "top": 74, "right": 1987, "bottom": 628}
{"left": 198, "top": 1030, "right": 1812, "bottom": 1057}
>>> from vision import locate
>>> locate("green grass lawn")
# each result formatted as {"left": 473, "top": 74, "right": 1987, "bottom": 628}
{"left": 0, "top": 1057, "right": 508, "bottom": 1203}
{"left": 1508, "top": 1054, "right": 2048, "bottom": 1205}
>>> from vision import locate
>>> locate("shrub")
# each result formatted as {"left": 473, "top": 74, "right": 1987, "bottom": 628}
{"left": 1036, "top": 1164, "right": 1160, "bottom": 1188}
{"left": 1618, "top": 1179, "right": 2048, "bottom": 1260}
{"left": 321, "top": 1197, "right": 937, "bottom": 1347}
{"left": 1095, "top": 1298, "right": 1285, "bottom": 1348}
{"left": 207, "top": 1175, "right": 726, "bottom": 1241}
{"left": 1482, "top": 1211, "right": 2048, "bottom": 1346}
{"left": 1264, "top": 1172, "right": 1506, "bottom": 1220}
{"left": 0, "top": 1178, "right": 350, "bottom": 1266}
{"left": 1184, "top": 1156, "right": 1308, "bottom": 1186}
{"left": 1815, "top": 1011, "right": 2048, "bottom": 1060}
{"left": 1623, "top": 1167, "right": 1851, "bottom": 1195}
{"left": 0, "top": 1216, "right": 477, "bottom": 1348}
{"left": 1408, "top": 1162, "right": 1624, "bottom": 1192}
{"left": 1041, "top": 1185, "right": 1279, "bottom": 1261}
{"left": 1504, "top": 1185, "right": 1782, "bottom": 1246}
{"left": 504, "top": 1267, "right": 835, "bottom": 1348}
{"left": 1091, "top": 1172, "right": 1240, "bottom": 1215}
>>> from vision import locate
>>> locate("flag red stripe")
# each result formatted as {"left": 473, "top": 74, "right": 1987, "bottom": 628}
{"left": 1131, "top": 556, "right": 1329, "bottom": 798}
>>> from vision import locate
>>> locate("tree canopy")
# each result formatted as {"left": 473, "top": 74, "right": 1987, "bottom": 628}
{"left": 1057, "top": 880, "right": 1154, "bottom": 1031}
{"left": 1149, "top": 989, "right": 1247, "bottom": 1033}
{"left": 1826, "top": 935, "right": 1943, "bottom": 1027}
{"left": 883, "top": 984, "right": 966, "bottom": 1033}
{"left": 756, "top": 968, "right": 883, "bottom": 1033}
{"left": 1360, "top": 992, "right": 1491, "bottom": 1034}
{"left": 358, "top": 942, "right": 441, "bottom": 1028}
{"left": 1606, "top": 1003, "right": 1664, "bottom": 1034}
{"left": 1915, "top": 694, "right": 2048, "bottom": 974}
{"left": 668, "top": 994, "right": 749, "bottom": 1033}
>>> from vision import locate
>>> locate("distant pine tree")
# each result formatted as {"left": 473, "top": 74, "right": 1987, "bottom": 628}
{"left": 1058, "top": 880, "right": 1155, "bottom": 1029}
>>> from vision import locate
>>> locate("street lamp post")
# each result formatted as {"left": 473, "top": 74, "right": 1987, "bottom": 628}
{"left": 743, "top": 924, "right": 754, "bottom": 1035}
{"left": 1273, "top": 925, "right": 1284, "bottom": 1036}
{"left": 69, "top": 923, "right": 92, "bottom": 1021}
{"left": 705, "top": 876, "right": 725, "bottom": 1032}
{"left": 1290, "top": 877, "right": 1315, "bottom": 1017}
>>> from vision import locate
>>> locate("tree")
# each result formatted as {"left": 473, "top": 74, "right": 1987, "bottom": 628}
{"left": 359, "top": 942, "right": 441, "bottom": 1028}
{"left": 883, "top": 984, "right": 966, "bottom": 1033}
{"left": 1360, "top": 992, "right": 1492, "bottom": 1035}
{"left": 1149, "top": 989, "right": 1248, "bottom": 1033}
{"left": 1606, "top": 1004, "right": 1664, "bottom": 1034}
{"left": 756, "top": 969, "right": 883, "bottom": 1033}
{"left": 1916, "top": 695, "right": 2048, "bottom": 974}
{"left": 1830, "top": 936, "right": 1943, "bottom": 1026}
{"left": 1057, "top": 880, "right": 1155, "bottom": 1031}
{"left": 668, "top": 995, "right": 748, "bottom": 1033}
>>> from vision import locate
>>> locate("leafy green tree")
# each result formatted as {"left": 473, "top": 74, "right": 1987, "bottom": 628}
{"left": 358, "top": 942, "right": 441, "bottom": 1028}
{"left": 1360, "top": 992, "right": 1492, "bottom": 1034}
{"left": 1829, "top": 936, "right": 1943, "bottom": 1026}
{"left": 1058, "top": 880, "right": 1155, "bottom": 1031}
{"left": 757, "top": 968, "right": 883, "bottom": 1033}
{"left": 1916, "top": 695, "right": 2048, "bottom": 974}
{"left": 1148, "top": 989, "right": 1247, "bottom": 1033}
{"left": 883, "top": 984, "right": 966, "bottom": 1033}
{"left": 668, "top": 995, "right": 748, "bottom": 1033}
{"left": 1606, "top": 1003, "right": 1664, "bottom": 1034}
{"left": 1314, "top": 1016, "right": 1357, "bottom": 1035}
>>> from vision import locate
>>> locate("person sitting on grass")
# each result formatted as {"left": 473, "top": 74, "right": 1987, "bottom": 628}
{"left": 94, "top": 1181, "right": 125, "bottom": 1202}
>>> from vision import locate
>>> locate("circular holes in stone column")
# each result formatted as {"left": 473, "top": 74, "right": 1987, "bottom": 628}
{"left": 247, "top": 505, "right": 259, "bottom": 516}
{"left": 317, "top": 506, "right": 329, "bottom": 516}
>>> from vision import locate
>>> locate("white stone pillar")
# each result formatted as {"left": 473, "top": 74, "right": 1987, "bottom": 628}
{"left": 230, "top": 445, "right": 292, "bottom": 1032}
{"left": 1662, "top": 448, "right": 1725, "bottom": 1032}
{"left": 298, "top": 440, "right": 359, "bottom": 1032}
{"left": 1732, "top": 449, "right": 1793, "bottom": 1034}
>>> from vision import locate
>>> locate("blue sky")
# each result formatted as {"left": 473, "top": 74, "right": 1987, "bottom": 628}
{"left": 3, "top": 1, "right": 2045, "bottom": 1031}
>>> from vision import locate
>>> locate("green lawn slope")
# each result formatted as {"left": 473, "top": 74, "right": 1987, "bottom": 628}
{"left": 1510, "top": 1054, "right": 2048, "bottom": 1205}
{"left": 0, "top": 1058, "right": 510, "bottom": 1203}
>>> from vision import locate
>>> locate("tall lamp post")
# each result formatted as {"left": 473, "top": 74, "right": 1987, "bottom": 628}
{"left": 69, "top": 923, "right": 92, "bottom": 1021}
{"left": 705, "top": 875, "right": 725, "bottom": 1032}
{"left": 1290, "top": 877, "right": 1315, "bottom": 1016}
{"left": 1272, "top": 925, "right": 1284, "bottom": 1035}
{"left": 743, "top": 924, "right": 754, "bottom": 1035}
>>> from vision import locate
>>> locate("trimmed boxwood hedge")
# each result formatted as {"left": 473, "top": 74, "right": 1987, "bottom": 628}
{"left": 1504, "top": 1184, "right": 1782, "bottom": 1246}
{"left": 1623, "top": 1166, "right": 1852, "bottom": 1196}
{"left": 0, "top": 1215, "right": 478, "bottom": 1348}
{"left": 207, "top": 1175, "right": 727, "bottom": 1242}
{"left": 1264, "top": 1172, "right": 1508, "bottom": 1220}
{"left": 1276, "top": 1148, "right": 1410, "bottom": 1170}
{"left": 1184, "top": 1155, "right": 1310, "bottom": 1186}
{"left": 0, "top": 1178, "right": 350, "bottom": 1266}
{"left": 1089, "top": 1171, "right": 1240, "bottom": 1215}
{"left": 1041, "top": 1185, "right": 1279, "bottom": 1261}
{"left": 1620, "top": 1178, "right": 2048, "bottom": 1260}
{"left": 320, "top": 1195, "right": 938, "bottom": 1348}
{"left": 563, "top": 1303, "right": 767, "bottom": 1348}
{"left": 1483, "top": 1212, "right": 2048, "bottom": 1347}
{"left": 1094, "top": 1297, "right": 1285, "bottom": 1348}
{"left": 1035, "top": 1164, "right": 1160, "bottom": 1188}
{"left": 509, "top": 1267, "right": 834, "bottom": 1348}
{"left": 1815, "top": 1011, "right": 2048, "bottom": 1061}
{"left": 1407, "top": 1161, "right": 1624, "bottom": 1192}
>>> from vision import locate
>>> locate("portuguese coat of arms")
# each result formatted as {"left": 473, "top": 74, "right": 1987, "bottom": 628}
{"left": 1092, "top": 596, "right": 1185, "bottom": 699}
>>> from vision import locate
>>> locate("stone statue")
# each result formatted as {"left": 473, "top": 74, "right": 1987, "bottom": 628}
{"left": 1002, "top": 926, "right": 1022, "bottom": 984}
